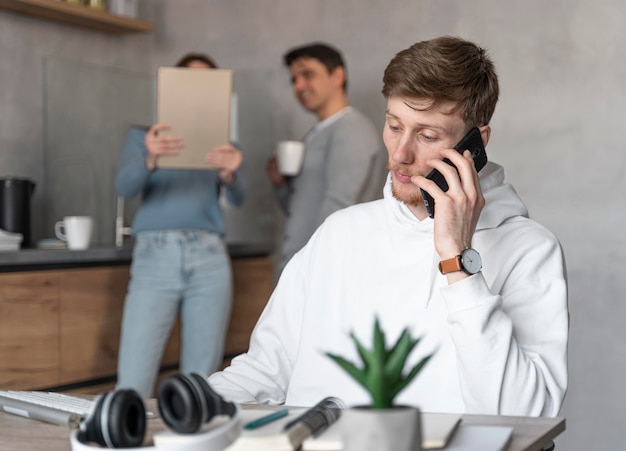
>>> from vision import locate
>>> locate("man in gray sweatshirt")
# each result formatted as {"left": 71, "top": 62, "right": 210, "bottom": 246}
{"left": 266, "top": 42, "right": 386, "bottom": 278}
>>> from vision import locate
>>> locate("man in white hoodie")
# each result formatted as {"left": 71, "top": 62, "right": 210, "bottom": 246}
{"left": 209, "top": 36, "right": 569, "bottom": 417}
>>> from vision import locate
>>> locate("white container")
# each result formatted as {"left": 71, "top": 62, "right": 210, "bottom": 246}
{"left": 341, "top": 406, "right": 422, "bottom": 451}
{"left": 107, "top": 0, "right": 139, "bottom": 18}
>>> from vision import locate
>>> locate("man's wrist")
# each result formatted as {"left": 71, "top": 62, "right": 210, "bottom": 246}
{"left": 438, "top": 248, "right": 482, "bottom": 275}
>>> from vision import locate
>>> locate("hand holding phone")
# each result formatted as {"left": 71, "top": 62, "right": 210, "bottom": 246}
{"left": 420, "top": 127, "right": 488, "bottom": 219}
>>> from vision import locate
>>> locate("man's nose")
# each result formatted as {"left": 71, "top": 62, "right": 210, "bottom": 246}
{"left": 292, "top": 76, "right": 306, "bottom": 92}
{"left": 391, "top": 137, "right": 415, "bottom": 165}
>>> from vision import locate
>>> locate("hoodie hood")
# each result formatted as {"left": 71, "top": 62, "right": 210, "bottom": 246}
{"left": 381, "top": 161, "right": 528, "bottom": 308}
{"left": 474, "top": 162, "right": 529, "bottom": 229}
{"left": 383, "top": 161, "right": 528, "bottom": 230}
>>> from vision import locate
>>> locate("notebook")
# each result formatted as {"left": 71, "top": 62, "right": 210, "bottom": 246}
{"left": 444, "top": 425, "right": 513, "bottom": 451}
{"left": 157, "top": 66, "right": 233, "bottom": 170}
{"left": 225, "top": 408, "right": 461, "bottom": 450}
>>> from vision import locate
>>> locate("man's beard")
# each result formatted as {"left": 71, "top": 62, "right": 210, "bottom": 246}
{"left": 390, "top": 179, "right": 425, "bottom": 207}
{"left": 388, "top": 163, "right": 425, "bottom": 207}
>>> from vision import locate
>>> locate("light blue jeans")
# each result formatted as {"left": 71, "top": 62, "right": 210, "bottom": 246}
{"left": 116, "top": 230, "right": 232, "bottom": 398}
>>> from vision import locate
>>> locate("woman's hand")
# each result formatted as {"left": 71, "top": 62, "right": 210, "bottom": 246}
{"left": 144, "top": 123, "right": 183, "bottom": 171}
{"left": 205, "top": 144, "right": 243, "bottom": 185}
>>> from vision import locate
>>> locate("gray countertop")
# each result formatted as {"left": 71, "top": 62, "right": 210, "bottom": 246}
{"left": 0, "top": 242, "right": 273, "bottom": 272}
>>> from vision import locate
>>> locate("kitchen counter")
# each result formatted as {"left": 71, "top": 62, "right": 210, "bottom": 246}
{"left": 0, "top": 242, "right": 272, "bottom": 272}
{"left": 0, "top": 242, "right": 274, "bottom": 391}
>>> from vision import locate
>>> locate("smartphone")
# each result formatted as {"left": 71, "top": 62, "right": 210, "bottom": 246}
{"left": 420, "top": 127, "right": 488, "bottom": 219}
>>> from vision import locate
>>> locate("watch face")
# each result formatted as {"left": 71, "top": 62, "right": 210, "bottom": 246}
{"left": 461, "top": 248, "right": 482, "bottom": 274}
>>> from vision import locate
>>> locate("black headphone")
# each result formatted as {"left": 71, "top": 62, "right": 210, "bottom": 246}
{"left": 157, "top": 372, "right": 237, "bottom": 434}
{"left": 78, "top": 389, "right": 146, "bottom": 448}
{"left": 75, "top": 373, "right": 237, "bottom": 448}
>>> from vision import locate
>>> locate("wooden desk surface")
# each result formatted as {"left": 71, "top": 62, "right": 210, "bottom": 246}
{"left": 0, "top": 400, "right": 565, "bottom": 451}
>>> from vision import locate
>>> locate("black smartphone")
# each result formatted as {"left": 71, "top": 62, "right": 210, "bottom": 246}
{"left": 420, "top": 127, "right": 488, "bottom": 219}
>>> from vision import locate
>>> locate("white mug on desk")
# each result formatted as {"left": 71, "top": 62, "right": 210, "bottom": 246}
{"left": 55, "top": 216, "right": 93, "bottom": 250}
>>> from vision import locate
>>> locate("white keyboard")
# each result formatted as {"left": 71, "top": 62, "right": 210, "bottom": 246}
{"left": 0, "top": 390, "right": 95, "bottom": 427}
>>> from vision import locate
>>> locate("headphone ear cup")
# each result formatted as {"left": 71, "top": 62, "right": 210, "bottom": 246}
{"left": 105, "top": 390, "right": 147, "bottom": 448}
{"left": 157, "top": 373, "right": 205, "bottom": 434}
{"left": 82, "top": 389, "right": 146, "bottom": 448}
{"left": 188, "top": 373, "right": 235, "bottom": 417}
{"left": 157, "top": 372, "right": 237, "bottom": 434}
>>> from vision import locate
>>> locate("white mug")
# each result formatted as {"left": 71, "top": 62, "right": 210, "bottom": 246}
{"left": 55, "top": 216, "right": 93, "bottom": 250}
{"left": 276, "top": 140, "right": 305, "bottom": 176}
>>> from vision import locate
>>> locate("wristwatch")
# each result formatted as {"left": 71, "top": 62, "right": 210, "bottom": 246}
{"left": 438, "top": 248, "right": 482, "bottom": 275}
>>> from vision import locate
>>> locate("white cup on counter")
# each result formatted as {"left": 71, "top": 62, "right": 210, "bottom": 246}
{"left": 55, "top": 216, "right": 93, "bottom": 250}
{"left": 276, "top": 140, "right": 305, "bottom": 176}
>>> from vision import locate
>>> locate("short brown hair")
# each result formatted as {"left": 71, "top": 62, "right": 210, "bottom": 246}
{"left": 382, "top": 36, "right": 499, "bottom": 127}
{"left": 283, "top": 42, "right": 347, "bottom": 91}
{"left": 175, "top": 53, "right": 218, "bottom": 69}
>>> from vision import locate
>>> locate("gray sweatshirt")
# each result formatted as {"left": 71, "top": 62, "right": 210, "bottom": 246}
{"left": 275, "top": 107, "right": 386, "bottom": 274}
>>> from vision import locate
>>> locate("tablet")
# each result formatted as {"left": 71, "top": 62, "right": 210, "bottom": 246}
{"left": 157, "top": 66, "right": 233, "bottom": 169}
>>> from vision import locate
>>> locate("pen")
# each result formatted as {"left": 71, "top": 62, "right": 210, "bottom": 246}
{"left": 244, "top": 408, "right": 289, "bottom": 430}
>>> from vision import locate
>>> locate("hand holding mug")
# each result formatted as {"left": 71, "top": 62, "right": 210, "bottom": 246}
{"left": 266, "top": 154, "right": 286, "bottom": 187}
{"left": 276, "top": 140, "right": 305, "bottom": 176}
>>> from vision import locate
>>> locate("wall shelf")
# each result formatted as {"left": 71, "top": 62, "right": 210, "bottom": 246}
{"left": 0, "top": 0, "right": 154, "bottom": 34}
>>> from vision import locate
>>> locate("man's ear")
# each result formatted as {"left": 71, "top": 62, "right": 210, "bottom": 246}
{"left": 330, "top": 66, "right": 346, "bottom": 90}
{"left": 478, "top": 125, "right": 491, "bottom": 147}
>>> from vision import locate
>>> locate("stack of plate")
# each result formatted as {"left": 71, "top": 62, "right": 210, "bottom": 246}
{"left": 0, "top": 229, "right": 23, "bottom": 251}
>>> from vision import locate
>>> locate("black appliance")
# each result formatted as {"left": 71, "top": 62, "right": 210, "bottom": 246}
{"left": 0, "top": 177, "right": 36, "bottom": 248}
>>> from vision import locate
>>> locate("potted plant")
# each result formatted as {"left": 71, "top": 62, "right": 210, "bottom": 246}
{"left": 326, "top": 317, "right": 434, "bottom": 451}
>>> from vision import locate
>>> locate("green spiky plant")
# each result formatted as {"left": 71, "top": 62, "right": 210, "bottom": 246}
{"left": 326, "top": 317, "right": 434, "bottom": 409}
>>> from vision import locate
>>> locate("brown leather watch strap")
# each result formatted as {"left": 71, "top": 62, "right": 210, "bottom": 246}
{"left": 438, "top": 256, "right": 463, "bottom": 275}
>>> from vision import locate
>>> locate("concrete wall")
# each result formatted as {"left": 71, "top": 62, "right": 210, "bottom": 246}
{"left": 2, "top": 0, "right": 625, "bottom": 449}
{"left": 0, "top": 3, "right": 156, "bottom": 242}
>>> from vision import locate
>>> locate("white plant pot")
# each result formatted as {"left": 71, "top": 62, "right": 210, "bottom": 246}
{"left": 340, "top": 406, "right": 422, "bottom": 451}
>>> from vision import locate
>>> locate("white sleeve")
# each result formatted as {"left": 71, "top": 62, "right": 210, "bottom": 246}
{"left": 442, "top": 234, "right": 568, "bottom": 417}
{"left": 208, "top": 252, "right": 307, "bottom": 404}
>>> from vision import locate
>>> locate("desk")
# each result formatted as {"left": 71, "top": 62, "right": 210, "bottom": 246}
{"left": 456, "top": 414, "right": 564, "bottom": 451}
{"left": 0, "top": 400, "right": 565, "bottom": 451}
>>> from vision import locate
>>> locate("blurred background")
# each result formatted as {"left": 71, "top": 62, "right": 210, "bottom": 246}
{"left": 1, "top": 1, "right": 625, "bottom": 449}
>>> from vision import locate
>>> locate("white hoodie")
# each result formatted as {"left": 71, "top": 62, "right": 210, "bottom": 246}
{"left": 209, "top": 162, "right": 568, "bottom": 417}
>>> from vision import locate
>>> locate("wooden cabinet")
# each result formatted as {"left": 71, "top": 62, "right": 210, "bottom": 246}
{"left": 224, "top": 257, "right": 274, "bottom": 362}
{"left": 59, "top": 267, "right": 127, "bottom": 383}
{"left": 58, "top": 266, "right": 180, "bottom": 384}
{"left": 0, "top": 272, "right": 60, "bottom": 389}
{"left": 0, "top": 0, "right": 154, "bottom": 33}
{"left": 0, "top": 256, "right": 273, "bottom": 390}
